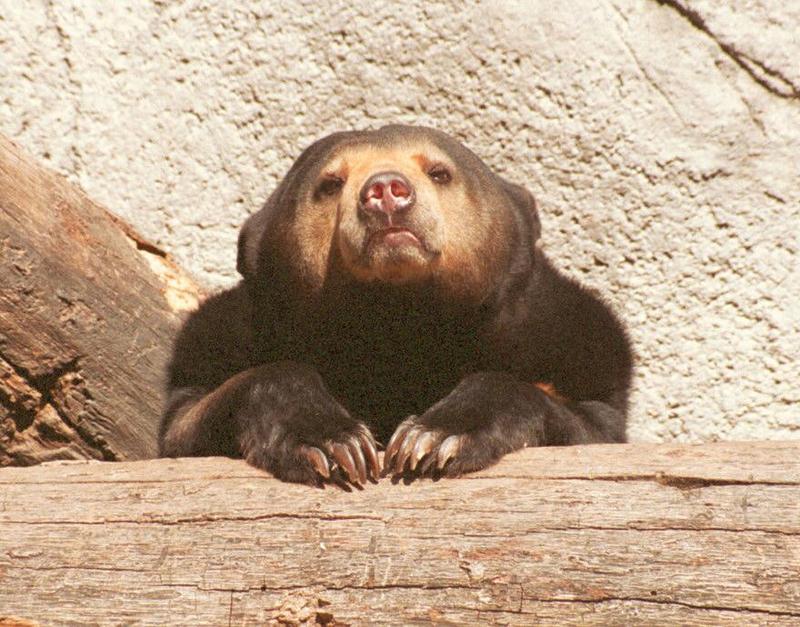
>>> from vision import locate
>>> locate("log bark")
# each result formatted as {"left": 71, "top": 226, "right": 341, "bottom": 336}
{"left": 1, "top": 441, "right": 798, "bottom": 626}
{"left": 0, "top": 134, "right": 201, "bottom": 465}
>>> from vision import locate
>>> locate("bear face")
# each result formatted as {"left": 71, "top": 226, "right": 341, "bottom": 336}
{"left": 163, "top": 125, "right": 631, "bottom": 488}
{"left": 237, "top": 125, "right": 540, "bottom": 304}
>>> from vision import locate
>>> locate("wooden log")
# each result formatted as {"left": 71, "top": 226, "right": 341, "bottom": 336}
{"left": 1, "top": 441, "right": 798, "bottom": 625}
{"left": 0, "top": 134, "right": 201, "bottom": 465}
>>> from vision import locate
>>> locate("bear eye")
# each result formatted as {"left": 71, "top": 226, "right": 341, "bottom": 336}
{"left": 427, "top": 164, "right": 452, "bottom": 185}
{"left": 315, "top": 175, "right": 345, "bottom": 199}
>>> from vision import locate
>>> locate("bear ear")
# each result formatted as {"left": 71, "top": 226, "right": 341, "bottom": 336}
{"left": 235, "top": 139, "right": 326, "bottom": 280}
{"left": 499, "top": 178, "right": 541, "bottom": 246}
{"left": 237, "top": 181, "right": 288, "bottom": 281}
{"left": 237, "top": 130, "right": 362, "bottom": 281}
{"left": 236, "top": 202, "right": 268, "bottom": 280}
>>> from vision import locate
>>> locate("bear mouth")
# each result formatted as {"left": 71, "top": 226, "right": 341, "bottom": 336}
{"left": 366, "top": 227, "right": 427, "bottom": 252}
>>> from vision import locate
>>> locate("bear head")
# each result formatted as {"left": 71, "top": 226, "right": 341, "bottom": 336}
{"left": 237, "top": 125, "right": 541, "bottom": 304}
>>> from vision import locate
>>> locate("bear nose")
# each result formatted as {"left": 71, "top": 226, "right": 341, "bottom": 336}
{"left": 359, "top": 171, "right": 415, "bottom": 219}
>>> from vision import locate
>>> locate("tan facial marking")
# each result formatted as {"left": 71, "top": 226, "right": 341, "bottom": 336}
{"left": 411, "top": 153, "right": 433, "bottom": 171}
{"left": 333, "top": 142, "right": 450, "bottom": 284}
{"left": 287, "top": 136, "right": 514, "bottom": 300}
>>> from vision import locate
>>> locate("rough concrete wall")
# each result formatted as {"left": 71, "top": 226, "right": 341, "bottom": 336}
{"left": 0, "top": 0, "right": 797, "bottom": 442}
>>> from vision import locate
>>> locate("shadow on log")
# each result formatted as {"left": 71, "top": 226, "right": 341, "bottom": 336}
{"left": 0, "top": 134, "right": 202, "bottom": 464}
{"left": 1, "top": 441, "right": 798, "bottom": 625}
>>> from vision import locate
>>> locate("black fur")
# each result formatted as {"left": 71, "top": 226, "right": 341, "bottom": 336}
{"left": 160, "top": 125, "right": 633, "bottom": 486}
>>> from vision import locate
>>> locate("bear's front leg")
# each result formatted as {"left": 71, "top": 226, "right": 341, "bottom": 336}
{"left": 383, "top": 372, "right": 556, "bottom": 480}
{"left": 162, "top": 361, "right": 380, "bottom": 488}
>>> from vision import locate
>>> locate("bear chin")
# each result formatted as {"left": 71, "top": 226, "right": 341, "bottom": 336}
{"left": 355, "top": 247, "right": 435, "bottom": 284}
{"left": 338, "top": 229, "right": 438, "bottom": 285}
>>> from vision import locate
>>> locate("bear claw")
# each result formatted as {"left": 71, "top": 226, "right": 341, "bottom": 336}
{"left": 436, "top": 435, "right": 461, "bottom": 470}
{"left": 301, "top": 445, "right": 331, "bottom": 479}
{"left": 383, "top": 419, "right": 414, "bottom": 469}
{"left": 360, "top": 432, "right": 382, "bottom": 481}
{"left": 384, "top": 417, "right": 468, "bottom": 479}
{"left": 298, "top": 428, "right": 380, "bottom": 488}
{"left": 330, "top": 442, "right": 360, "bottom": 486}
{"left": 409, "top": 431, "right": 438, "bottom": 471}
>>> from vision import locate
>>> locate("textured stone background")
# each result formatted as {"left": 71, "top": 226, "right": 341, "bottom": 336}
{"left": 1, "top": 0, "right": 797, "bottom": 442}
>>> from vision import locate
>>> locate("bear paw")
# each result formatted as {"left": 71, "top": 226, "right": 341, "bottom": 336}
{"left": 244, "top": 422, "right": 380, "bottom": 490}
{"left": 382, "top": 415, "right": 518, "bottom": 481}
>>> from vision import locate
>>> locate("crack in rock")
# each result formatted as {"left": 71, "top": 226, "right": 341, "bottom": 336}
{"left": 656, "top": 0, "right": 799, "bottom": 99}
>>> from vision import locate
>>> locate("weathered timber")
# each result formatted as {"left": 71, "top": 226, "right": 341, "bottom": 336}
{"left": 0, "top": 133, "right": 201, "bottom": 465}
{"left": 1, "top": 441, "right": 798, "bottom": 626}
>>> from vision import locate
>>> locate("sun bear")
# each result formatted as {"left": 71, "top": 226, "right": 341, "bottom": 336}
{"left": 160, "top": 125, "right": 633, "bottom": 488}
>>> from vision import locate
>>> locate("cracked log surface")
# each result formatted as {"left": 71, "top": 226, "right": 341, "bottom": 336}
{"left": 0, "top": 133, "right": 201, "bottom": 465}
{"left": 1, "top": 441, "right": 798, "bottom": 626}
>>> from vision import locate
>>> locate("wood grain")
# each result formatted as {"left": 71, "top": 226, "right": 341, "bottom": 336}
{"left": 0, "top": 133, "right": 201, "bottom": 465}
{"left": 1, "top": 441, "right": 798, "bottom": 625}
